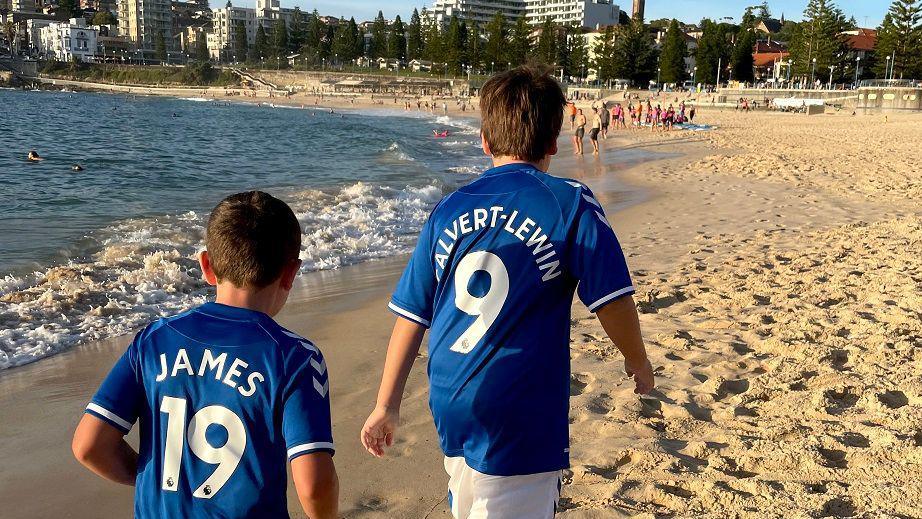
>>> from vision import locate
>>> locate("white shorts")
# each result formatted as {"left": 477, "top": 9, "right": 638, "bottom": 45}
{"left": 444, "top": 457, "right": 562, "bottom": 519}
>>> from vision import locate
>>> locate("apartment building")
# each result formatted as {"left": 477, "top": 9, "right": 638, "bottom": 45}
{"left": 118, "top": 0, "right": 173, "bottom": 52}
{"left": 431, "top": 0, "right": 619, "bottom": 28}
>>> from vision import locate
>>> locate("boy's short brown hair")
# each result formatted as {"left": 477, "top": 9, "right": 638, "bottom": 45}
{"left": 480, "top": 66, "right": 567, "bottom": 163}
{"left": 205, "top": 191, "right": 302, "bottom": 288}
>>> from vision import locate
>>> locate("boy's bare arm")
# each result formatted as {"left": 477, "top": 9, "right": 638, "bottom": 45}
{"left": 595, "top": 295, "right": 655, "bottom": 395}
{"left": 291, "top": 452, "right": 339, "bottom": 519}
{"left": 72, "top": 414, "right": 139, "bottom": 486}
{"left": 360, "top": 317, "right": 427, "bottom": 457}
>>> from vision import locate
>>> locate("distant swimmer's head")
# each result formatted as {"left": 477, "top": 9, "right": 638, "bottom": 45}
{"left": 27, "top": 150, "right": 42, "bottom": 161}
{"left": 72, "top": 164, "right": 83, "bottom": 171}
{"left": 202, "top": 191, "right": 302, "bottom": 316}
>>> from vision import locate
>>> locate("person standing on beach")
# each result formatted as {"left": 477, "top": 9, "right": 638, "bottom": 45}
{"left": 72, "top": 192, "right": 339, "bottom": 519}
{"left": 600, "top": 102, "right": 610, "bottom": 139}
{"left": 574, "top": 108, "right": 587, "bottom": 155}
{"left": 589, "top": 107, "right": 602, "bottom": 155}
{"left": 360, "top": 66, "right": 654, "bottom": 519}
{"left": 567, "top": 101, "right": 577, "bottom": 130}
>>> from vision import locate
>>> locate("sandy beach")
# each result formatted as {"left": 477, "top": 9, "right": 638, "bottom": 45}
{"left": 1, "top": 103, "right": 920, "bottom": 518}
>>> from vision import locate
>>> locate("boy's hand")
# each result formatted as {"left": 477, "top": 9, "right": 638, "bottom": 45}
{"left": 624, "top": 356, "right": 655, "bottom": 395}
{"left": 361, "top": 406, "right": 399, "bottom": 457}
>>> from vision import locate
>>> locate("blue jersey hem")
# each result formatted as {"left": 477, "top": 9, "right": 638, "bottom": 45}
{"left": 442, "top": 449, "right": 570, "bottom": 477}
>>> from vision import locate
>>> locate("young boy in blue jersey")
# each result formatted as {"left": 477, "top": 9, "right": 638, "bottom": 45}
{"left": 361, "top": 67, "right": 655, "bottom": 518}
{"left": 72, "top": 191, "right": 338, "bottom": 519}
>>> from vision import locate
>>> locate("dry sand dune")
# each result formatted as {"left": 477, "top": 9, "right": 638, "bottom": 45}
{"left": 559, "top": 111, "right": 922, "bottom": 518}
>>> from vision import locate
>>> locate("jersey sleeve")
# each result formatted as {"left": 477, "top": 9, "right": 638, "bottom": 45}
{"left": 282, "top": 348, "right": 334, "bottom": 462}
{"left": 566, "top": 185, "right": 635, "bottom": 312}
{"left": 389, "top": 212, "right": 438, "bottom": 328}
{"left": 85, "top": 334, "right": 144, "bottom": 434}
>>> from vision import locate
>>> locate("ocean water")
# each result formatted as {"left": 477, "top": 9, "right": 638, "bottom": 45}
{"left": 0, "top": 89, "right": 488, "bottom": 369}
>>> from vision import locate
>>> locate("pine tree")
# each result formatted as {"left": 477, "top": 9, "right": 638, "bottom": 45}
{"left": 507, "top": 16, "right": 531, "bottom": 67}
{"left": 659, "top": 19, "right": 688, "bottom": 84}
{"left": 155, "top": 30, "right": 167, "bottom": 61}
{"left": 386, "top": 15, "right": 406, "bottom": 60}
{"left": 407, "top": 9, "right": 423, "bottom": 60}
{"left": 592, "top": 26, "right": 617, "bottom": 81}
{"left": 467, "top": 20, "right": 483, "bottom": 72}
{"left": 874, "top": 0, "right": 922, "bottom": 79}
{"left": 234, "top": 20, "right": 248, "bottom": 63}
{"left": 788, "top": 0, "right": 850, "bottom": 82}
{"left": 695, "top": 19, "right": 730, "bottom": 84}
{"left": 422, "top": 17, "right": 444, "bottom": 63}
{"left": 613, "top": 18, "right": 658, "bottom": 85}
{"left": 556, "top": 25, "right": 571, "bottom": 78}
{"left": 567, "top": 31, "right": 589, "bottom": 80}
{"left": 349, "top": 18, "right": 363, "bottom": 60}
{"left": 305, "top": 10, "right": 323, "bottom": 52}
{"left": 445, "top": 15, "right": 465, "bottom": 75}
{"left": 370, "top": 10, "right": 388, "bottom": 59}
{"left": 195, "top": 34, "right": 209, "bottom": 62}
{"left": 254, "top": 25, "right": 269, "bottom": 61}
{"left": 331, "top": 18, "right": 354, "bottom": 62}
{"left": 533, "top": 19, "right": 557, "bottom": 65}
{"left": 289, "top": 9, "right": 305, "bottom": 54}
{"left": 273, "top": 20, "right": 288, "bottom": 65}
{"left": 731, "top": 8, "right": 758, "bottom": 83}
{"left": 484, "top": 12, "right": 507, "bottom": 71}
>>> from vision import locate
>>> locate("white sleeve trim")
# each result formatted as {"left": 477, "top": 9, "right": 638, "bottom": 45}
{"left": 587, "top": 286, "right": 636, "bottom": 312}
{"left": 388, "top": 302, "right": 431, "bottom": 327}
{"left": 86, "top": 403, "right": 132, "bottom": 430}
{"left": 287, "top": 442, "right": 335, "bottom": 458}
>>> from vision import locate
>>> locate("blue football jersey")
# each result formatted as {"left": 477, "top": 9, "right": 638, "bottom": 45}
{"left": 390, "top": 162, "right": 634, "bottom": 476}
{"left": 85, "top": 302, "right": 333, "bottom": 518}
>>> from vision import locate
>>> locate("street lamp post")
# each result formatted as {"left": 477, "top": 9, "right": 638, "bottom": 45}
{"left": 885, "top": 55, "right": 890, "bottom": 80}
{"left": 854, "top": 56, "right": 861, "bottom": 88}
{"left": 692, "top": 66, "right": 697, "bottom": 87}
{"left": 490, "top": 61, "right": 494, "bottom": 75}
{"left": 656, "top": 67, "right": 660, "bottom": 86}
{"left": 810, "top": 57, "right": 816, "bottom": 88}
{"left": 828, "top": 65, "right": 835, "bottom": 90}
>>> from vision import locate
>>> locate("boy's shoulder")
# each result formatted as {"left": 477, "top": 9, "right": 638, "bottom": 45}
{"left": 444, "top": 166, "right": 590, "bottom": 216}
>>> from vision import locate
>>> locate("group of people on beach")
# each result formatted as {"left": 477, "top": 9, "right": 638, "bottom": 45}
{"left": 568, "top": 99, "right": 697, "bottom": 155}
{"left": 70, "top": 66, "right": 654, "bottom": 519}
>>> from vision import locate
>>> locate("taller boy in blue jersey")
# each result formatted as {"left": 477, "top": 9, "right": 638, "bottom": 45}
{"left": 361, "top": 67, "right": 655, "bottom": 518}
{"left": 72, "top": 192, "right": 339, "bottom": 518}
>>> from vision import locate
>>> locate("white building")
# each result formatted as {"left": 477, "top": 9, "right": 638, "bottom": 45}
{"left": 208, "top": 0, "right": 295, "bottom": 61}
{"left": 37, "top": 18, "right": 98, "bottom": 62}
{"left": 430, "top": 0, "right": 526, "bottom": 27}
{"left": 430, "top": 0, "right": 619, "bottom": 29}
{"left": 525, "top": 0, "right": 620, "bottom": 28}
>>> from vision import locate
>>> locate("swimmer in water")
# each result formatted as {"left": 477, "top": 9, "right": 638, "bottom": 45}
{"left": 27, "top": 150, "right": 43, "bottom": 162}
{"left": 72, "top": 164, "right": 84, "bottom": 171}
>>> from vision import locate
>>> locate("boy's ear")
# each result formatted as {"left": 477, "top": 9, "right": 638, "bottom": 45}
{"left": 279, "top": 259, "right": 302, "bottom": 291}
{"left": 200, "top": 251, "right": 218, "bottom": 286}
{"left": 548, "top": 138, "right": 558, "bottom": 157}
{"left": 481, "top": 132, "right": 492, "bottom": 157}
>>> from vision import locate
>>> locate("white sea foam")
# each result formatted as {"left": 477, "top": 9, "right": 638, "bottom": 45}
{"left": 383, "top": 142, "right": 416, "bottom": 162}
{"left": 0, "top": 183, "right": 444, "bottom": 370}
{"left": 180, "top": 97, "right": 213, "bottom": 102}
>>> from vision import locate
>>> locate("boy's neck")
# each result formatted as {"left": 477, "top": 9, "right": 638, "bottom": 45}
{"left": 492, "top": 155, "right": 551, "bottom": 172}
{"left": 214, "top": 283, "right": 279, "bottom": 317}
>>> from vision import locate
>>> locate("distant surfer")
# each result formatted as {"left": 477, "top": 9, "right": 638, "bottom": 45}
{"left": 27, "top": 150, "right": 43, "bottom": 162}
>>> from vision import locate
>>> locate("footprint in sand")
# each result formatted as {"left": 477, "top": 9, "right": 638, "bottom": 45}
{"left": 570, "top": 373, "right": 593, "bottom": 396}
{"left": 824, "top": 388, "right": 860, "bottom": 415}
{"left": 877, "top": 390, "right": 909, "bottom": 409}
{"left": 817, "top": 447, "right": 848, "bottom": 469}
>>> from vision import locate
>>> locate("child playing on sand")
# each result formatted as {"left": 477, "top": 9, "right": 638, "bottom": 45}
{"left": 73, "top": 192, "right": 338, "bottom": 519}
{"left": 360, "top": 66, "right": 654, "bottom": 519}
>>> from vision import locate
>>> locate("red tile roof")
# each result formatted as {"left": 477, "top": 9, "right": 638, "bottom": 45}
{"left": 753, "top": 52, "right": 790, "bottom": 68}
{"left": 844, "top": 29, "right": 877, "bottom": 52}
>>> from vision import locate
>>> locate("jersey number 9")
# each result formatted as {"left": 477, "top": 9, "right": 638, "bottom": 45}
{"left": 450, "top": 251, "right": 509, "bottom": 354}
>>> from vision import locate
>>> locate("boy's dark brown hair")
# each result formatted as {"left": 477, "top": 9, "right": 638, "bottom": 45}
{"left": 205, "top": 191, "right": 302, "bottom": 288}
{"left": 480, "top": 66, "right": 567, "bottom": 163}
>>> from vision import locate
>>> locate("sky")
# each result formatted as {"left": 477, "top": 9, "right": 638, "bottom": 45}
{"left": 226, "top": 0, "right": 890, "bottom": 28}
